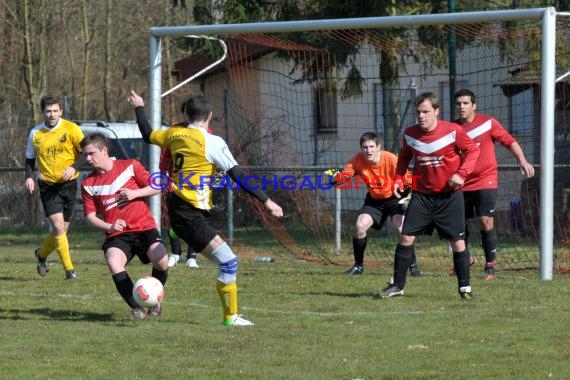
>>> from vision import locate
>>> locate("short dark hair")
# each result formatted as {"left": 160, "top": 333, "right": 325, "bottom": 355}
{"left": 80, "top": 133, "right": 109, "bottom": 150}
{"left": 359, "top": 132, "right": 381, "bottom": 147}
{"left": 454, "top": 88, "right": 476, "bottom": 104}
{"left": 40, "top": 95, "right": 62, "bottom": 111}
{"left": 184, "top": 95, "right": 212, "bottom": 123}
{"left": 415, "top": 92, "right": 440, "bottom": 110}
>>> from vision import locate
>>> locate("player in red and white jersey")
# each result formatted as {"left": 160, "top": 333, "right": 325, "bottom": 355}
{"left": 81, "top": 133, "right": 169, "bottom": 319}
{"left": 455, "top": 89, "right": 534, "bottom": 280}
{"left": 377, "top": 92, "right": 479, "bottom": 300}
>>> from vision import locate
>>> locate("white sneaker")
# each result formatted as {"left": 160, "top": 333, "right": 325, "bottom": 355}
{"left": 186, "top": 258, "right": 199, "bottom": 268}
{"left": 223, "top": 314, "right": 254, "bottom": 327}
{"left": 168, "top": 255, "right": 180, "bottom": 268}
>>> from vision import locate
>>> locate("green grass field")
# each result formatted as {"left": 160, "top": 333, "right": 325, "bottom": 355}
{"left": 1, "top": 225, "right": 569, "bottom": 379}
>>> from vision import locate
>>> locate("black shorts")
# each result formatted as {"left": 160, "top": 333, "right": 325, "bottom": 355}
{"left": 463, "top": 189, "right": 497, "bottom": 219}
{"left": 38, "top": 179, "right": 77, "bottom": 221}
{"left": 358, "top": 192, "right": 406, "bottom": 230}
{"left": 102, "top": 229, "right": 164, "bottom": 264}
{"left": 167, "top": 193, "right": 217, "bottom": 252}
{"left": 402, "top": 190, "right": 465, "bottom": 241}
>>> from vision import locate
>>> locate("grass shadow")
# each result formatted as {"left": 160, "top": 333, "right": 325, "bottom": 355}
{"left": 0, "top": 307, "right": 114, "bottom": 321}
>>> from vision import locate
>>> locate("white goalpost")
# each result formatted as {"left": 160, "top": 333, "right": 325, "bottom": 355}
{"left": 147, "top": 7, "right": 557, "bottom": 280}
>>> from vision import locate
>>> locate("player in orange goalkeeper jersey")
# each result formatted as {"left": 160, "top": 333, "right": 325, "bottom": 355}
{"left": 333, "top": 132, "right": 421, "bottom": 277}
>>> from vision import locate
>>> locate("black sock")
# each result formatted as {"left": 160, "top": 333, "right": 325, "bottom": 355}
{"left": 152, "top": 267, "right": 168, "bottom": 285}
{"left": 452, "top": 249, "right": 470, "bottom": 288}
{"left": 112, "top": 271, "right": 139, "bottom": 309}
{"left": 187, "top": 248, "right": 197, "bottom": 260}
{"left": 393, "top": 244, "right": 413, "bottom": 288}
{"left": 481, "top": 229, "right": 497, "bottom": 265}
{"left": 410, "top": 246, "right": 418, "bottom": 268}
{"left": 170, "top": 236, "right": 181, "bottom": 256}
{"left": 352, "top": 237, "right": 367, "bottom": 267}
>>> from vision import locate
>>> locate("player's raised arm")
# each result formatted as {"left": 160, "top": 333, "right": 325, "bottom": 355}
{"left": 127, "top": 90, "right": 153, "bottom": 143}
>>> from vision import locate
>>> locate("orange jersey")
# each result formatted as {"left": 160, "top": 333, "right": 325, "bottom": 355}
{"left": 338, "top": 151, "right": 404, "bottom": 200}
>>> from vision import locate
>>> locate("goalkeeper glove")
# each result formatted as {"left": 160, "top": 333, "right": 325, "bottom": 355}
{"left": 323, "top": 169, "right": 340, "bottom": 177}
{"left": 323, "top": 169, "right": 341, "bottom": 185}
{"left": 398, "top": 191, "right": 412, "bottom": 210}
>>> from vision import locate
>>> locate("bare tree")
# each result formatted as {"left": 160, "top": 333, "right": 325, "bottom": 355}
{"left": 103, "top": 0, "right": 114, "bottom": 120}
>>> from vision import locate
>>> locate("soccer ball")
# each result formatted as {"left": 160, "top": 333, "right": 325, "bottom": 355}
{"left": 132, "top": 276, "right": 164, "bottom": 307}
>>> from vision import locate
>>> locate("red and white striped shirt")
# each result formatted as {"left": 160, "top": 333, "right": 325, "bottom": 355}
{"left": 456, "top": 113, "right": 516, "bottom": 191}
{"left": 396, "top": 120, "right": 479, "bottom": 194}
{"left": 82, "top": 159, "right": 157, "bottom": 237}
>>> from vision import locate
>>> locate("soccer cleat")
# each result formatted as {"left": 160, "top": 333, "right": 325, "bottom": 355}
{"left": 168, "top": 254, "right": 180, "bottom": 268}
{"left": 459, "top": 286, "right": 475, "bottom": 299}
{"left": 448, "top": 256, "right": 476, "bottom": 277}
{"left": 459, "top": 286, "right": 474, "bottom": 299}
{"left": 483, "top": 266, "right": 496, "bottom": 281}
{"left": 186, "top": 258, "right": 199, "bottom": 268}
{"left": 223, "top": 314, "right": 254, "bottom": 327}
{"left": 343, "top": 265, "right": 364, "bottom": 276}
{"left": 409, "top": 264, "right": 422, "bottom": 277}
{"left": 65, "top": 270, "right": 77, "bottom": 280}
{"left": 35, "top": 249, "right": 49, "bottom": 276}
{"left": 126, "top": 307, "right": 146, "bottom": 320}
{"left": 147, "top": 304, "right": 162, "bottom": 317}
{"left": 375, "top": 284, "right": 404, "bottom": 299}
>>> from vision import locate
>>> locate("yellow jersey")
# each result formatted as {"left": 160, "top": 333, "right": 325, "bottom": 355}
{"left": 25, "top": 118, "right": 84, "bottom": 183}
{"left": 150, "top": 125, "right": 237, "bottom": 210}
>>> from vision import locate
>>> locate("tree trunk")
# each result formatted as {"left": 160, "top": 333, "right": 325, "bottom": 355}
{"left": 103, "top": 0, "right": 114, "bottom": 121}
{"left": 80, "top": 0, "right": 93, "bottom": 118}
{"left": 22, "top": 0, "right": 40, "bottom": 122}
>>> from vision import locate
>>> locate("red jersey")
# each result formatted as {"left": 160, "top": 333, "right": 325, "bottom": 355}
{"left": 159, "top": 148, "right": 174, "bottom": 192}
{"left": 340, "top": 151, "right": 400, "bottom": 200}
{"left": 397, "top": 120, "right": 479, "bottom": 195}
{"left": 81, "top": 159, "right": 157, "bottom": 237}
{"left": 456, "top": 113, "right": 516, "bottom": 191}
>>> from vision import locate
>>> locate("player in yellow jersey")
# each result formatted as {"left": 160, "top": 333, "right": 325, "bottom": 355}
{"left": 128, "top": 90, "right": 283, "bottom": 327}
{"left": 24, "top": 95, "right": 84, "bottom": 280}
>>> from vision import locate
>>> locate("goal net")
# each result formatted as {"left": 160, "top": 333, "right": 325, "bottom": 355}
{"left": 151, "top": 9, "right": 570, "bottom": 274}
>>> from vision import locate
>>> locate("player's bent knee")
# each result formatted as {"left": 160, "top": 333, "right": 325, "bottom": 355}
{"left": 147, "top": 242, "right": 167, "bottom": 263}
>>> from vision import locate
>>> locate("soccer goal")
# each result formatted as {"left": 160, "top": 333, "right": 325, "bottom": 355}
{"left": 147, "top": 7, "right": 567, "bottom": 280}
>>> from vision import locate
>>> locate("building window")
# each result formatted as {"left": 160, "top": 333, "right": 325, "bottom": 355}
{"left": 315, "top": 85, "right": 337, "bottom": 134}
